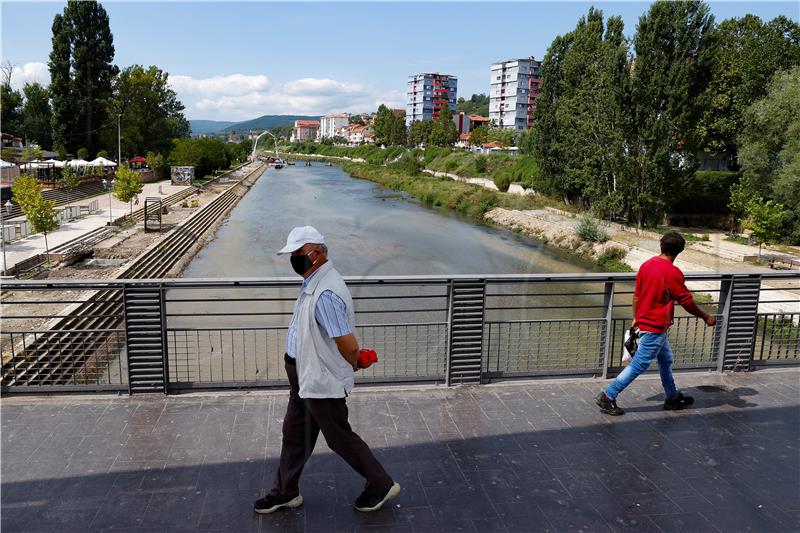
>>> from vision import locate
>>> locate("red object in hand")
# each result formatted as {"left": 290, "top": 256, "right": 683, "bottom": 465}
{"left": 357, "top": 349, "right": 378, "bottom": 369}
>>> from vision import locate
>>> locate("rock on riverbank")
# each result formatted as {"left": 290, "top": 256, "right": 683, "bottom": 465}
{"left": 485, "top": 207, "right": 626, "bottom": 263}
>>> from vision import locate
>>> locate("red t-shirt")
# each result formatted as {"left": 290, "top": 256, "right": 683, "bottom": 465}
{"left": 634, "top": 256, "right": 695, "bottom": 333}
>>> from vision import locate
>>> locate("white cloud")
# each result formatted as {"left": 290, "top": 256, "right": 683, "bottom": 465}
{"left": 174, "top": 72, "right": 404, "bottom": 120}
{"left": 168, "top": 73, "right": 269, "bottom": 97}
{"left": 7, "top": 62, "right": 50, "bottom": 90}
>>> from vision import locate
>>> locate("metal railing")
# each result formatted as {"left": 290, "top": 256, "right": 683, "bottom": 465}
{"left": 1, "top": 272, "right": 798, "bottom": 394}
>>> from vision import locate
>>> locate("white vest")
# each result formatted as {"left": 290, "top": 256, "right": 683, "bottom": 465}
{"left": 295, "top": 262, "right": 356, "bottom": 399}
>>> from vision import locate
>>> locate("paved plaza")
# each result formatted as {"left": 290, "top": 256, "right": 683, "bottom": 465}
{"left": 3, "top": 181, "right": 188, "bottom": 272}
{"left": 2, "top": 369, "right": 798, "bottom": 532}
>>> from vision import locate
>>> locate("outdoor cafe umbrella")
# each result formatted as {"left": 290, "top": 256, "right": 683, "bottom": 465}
{"left": 89, "top": 156, "right": 118, "bottom": 167}
{"left": 44, "top": 159, "right": 66, "bottom": 168}
{"left": 66, "top": 159, "right": 91, "bottom": 167}
{"left": 0, "top": 159, "right": 15, "bottom": 168}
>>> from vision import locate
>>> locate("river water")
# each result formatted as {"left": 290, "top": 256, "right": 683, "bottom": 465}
{"left": 183, "top": 163, "right": 595, "bottom": 278}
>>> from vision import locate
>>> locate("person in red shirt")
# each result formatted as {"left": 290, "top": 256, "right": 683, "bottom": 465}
{"left": 596, "top": 232, "right": 717, "bottom": 416}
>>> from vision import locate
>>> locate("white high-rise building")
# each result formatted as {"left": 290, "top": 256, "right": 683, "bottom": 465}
{"left": 406, "top": 73, "right": 458, "bottom": 126}
{"left": 489, "top": 57, "right": 542, "bottom": 131}
{"left": 318, "top": 114, "right": 350, "bottom": 140}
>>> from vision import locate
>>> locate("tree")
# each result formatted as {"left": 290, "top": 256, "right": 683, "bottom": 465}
{"left": 428, "top": 105, "right": 458, "bottom": 147}
{"left": 487, "top": 127, "right": 517, "bottom": 148}
{"left": 11, "top": 174, "right": 43, "bottom": 213}
{"left": 349, "top": 115, "right": 366, "bottom": 126}
{"left": 698, "top": 15, "right": 800, "bottom": 159}
{"left": 736, "top": 66, "right": 800, "bottom": 242}
{"left": 470, "top": 125, "right": 489, "bottom": 146}
{"left": 77, "top": 147, "right": 89, "bottom": 160}
{"left": 531, "top": 7, "right": 630, "bottom": 215}
{"left": 408, "top": 120, "right": 433, "bottom": 146}
{"left": 145, "top": 151, "right": 166, "bottom": 179}
{"left": 456, "top": 94, "right": 490, "bottom": 116}
{"left": 27, "top": 198, "right": 60, "bottom": 258}
{"left": 169, "top": 137, "right": 229, "bottom": 178}
{"left": 49, "top": 0, "right": 119, "bottom": 154}
{"left": 59, "top": 164, "right": 82, "bottom": 204}
{"left": 627, "top": 0, "right": 716, "bottom": 226}
{"left": 21, "top": 83, "right": 53, "bottom": 150}
{"left": 20, "top": 145, "right": 43, "bottom": 163}
{"left": 373, "top": 105, "right": 406, "bottom": 146}
{"left": 113, "top": 165, "right": 143, "bottom": 216}
{"left": 743, "top": 197, "right": 786, "bottom": 256}
{"left": 1, "top": 86, "right": 24, "bottom": 138}
{"left": 102, "top": 65, "right": 189, "bottom": 158}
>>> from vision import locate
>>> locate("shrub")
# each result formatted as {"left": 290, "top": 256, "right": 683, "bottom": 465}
{"left": 475, "top": 155, "right": 488, "bottom": 173}
{"left": 597, "top": 247, "right": 631, "bottom": 272}
{"left": 391, "top": 153, "right": 421, "bottom": 176}
{"left": 577, "top": 214, "right": 609, "bottom": 243}
{"left": 493, "top": 169, "right": 513, "bottom": 192}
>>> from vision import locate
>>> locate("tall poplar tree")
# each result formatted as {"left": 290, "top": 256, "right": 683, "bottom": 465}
{"left": 627, "top": 0, "right": 716, "bottom": 226}
{"left": 49, "top": 0, "right": 118, "bottom": 155}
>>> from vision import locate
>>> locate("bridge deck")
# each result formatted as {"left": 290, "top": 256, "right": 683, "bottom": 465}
{"left": 2, "top": 369, "right": 798, "bottom": 532}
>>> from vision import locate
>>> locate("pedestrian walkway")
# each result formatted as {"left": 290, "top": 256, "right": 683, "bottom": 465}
{"left": 2, "top": 369, "right": 798, "bottom": 532}
{"left": 3, "top": 181, "right": 189, "bottom": 272}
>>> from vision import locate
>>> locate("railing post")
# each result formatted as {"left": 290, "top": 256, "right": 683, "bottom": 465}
{"left": 715, "top": 276, "right": 733, "bottom": 373}
{"left": 719, "top": 275, "right": 762, "bottom": 372}
{"left": 123, "top": 283, "right": 168, "bottom": 394}
{"left": 446, "top": 279, "right": 486, "bottom": 385}
{"left": 601, "top": 281, "right": 615, "bottom": 379}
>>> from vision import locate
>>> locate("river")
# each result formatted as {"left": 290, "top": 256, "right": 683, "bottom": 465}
{"left": 183, "top": 163, "right": 595, "bottom": 278}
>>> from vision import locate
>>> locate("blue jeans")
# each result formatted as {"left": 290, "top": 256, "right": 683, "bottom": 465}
{"left": 605, "top": 332, "right": 678, "bottom": 400}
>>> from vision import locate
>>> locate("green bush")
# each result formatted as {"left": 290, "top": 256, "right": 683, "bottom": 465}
{"left": 597, "top": 247, "right": 632, "bottom": 272}
{"left": 391, "top": 153, "right": 421, "bottom": 176}
{"left": 577, "top": 214, "right": 609, "bottom": 243}
{"left": 493, "top": 169, "right": 513, "bottom": 192}
{"left": 475, "top": 155, "right": 488, "bottom": 173}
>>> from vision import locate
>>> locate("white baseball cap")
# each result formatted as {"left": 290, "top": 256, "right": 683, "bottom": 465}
{"left": 277, "top": 226, "right": 325, "bottom": 255}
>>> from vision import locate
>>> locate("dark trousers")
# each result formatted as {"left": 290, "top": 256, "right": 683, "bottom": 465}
{"left": 271, "top": 355, "right": 393, "bottom": 498}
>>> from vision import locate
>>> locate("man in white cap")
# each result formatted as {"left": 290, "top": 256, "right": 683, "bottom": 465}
{"left": 254, "top": 226, "right": 400, "bottom": 515}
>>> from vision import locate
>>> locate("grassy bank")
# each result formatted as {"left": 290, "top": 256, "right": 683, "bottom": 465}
{"left": 341, "top": 162, "right": 544, "bottom": 221}
{"left": 341, "top": 161, "right": 633, "bottom": 272}
{"left": 285, "top": 143, "right": 544, "bottom": 192}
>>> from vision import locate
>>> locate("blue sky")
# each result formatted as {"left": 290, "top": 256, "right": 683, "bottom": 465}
{"left": 2, "top": 1, "right": 798, "bottom": 121}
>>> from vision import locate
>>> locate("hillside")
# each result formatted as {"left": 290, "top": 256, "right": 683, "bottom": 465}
{"left": 189, "top": 119, "right": 237, "bottom": 135}
{"left": 222, "top": 115, "right": 319, "bottom": 133}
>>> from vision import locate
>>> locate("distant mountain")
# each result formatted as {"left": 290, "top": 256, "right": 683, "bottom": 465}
{"left": 221, "top": 115, "right": 319, "bottom": 133}
{"left": 189, "top": 120, "right": 237, "bottom": 135}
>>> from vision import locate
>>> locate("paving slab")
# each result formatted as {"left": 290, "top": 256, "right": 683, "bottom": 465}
{"left": 1, "top": 368, "right": 799, "bottom": 532}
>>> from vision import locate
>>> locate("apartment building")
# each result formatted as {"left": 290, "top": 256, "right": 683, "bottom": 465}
{"left": 290, "top": 120, "right": 320, "bottom": 142}
{"left": 318, "top": 114, "right": 350, "bottom": 140}
{"left": 489, "top": 57, "right": 542, "bottom": 131}
{"left": 406, "top": 73, "right": 458, "bottom": 126}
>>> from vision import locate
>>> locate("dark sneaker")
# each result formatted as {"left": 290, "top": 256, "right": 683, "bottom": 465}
{"left": 596, "top": 392, "right": 625, "bottom": 416}
{"left": 253, "top": 493, "right": 303, "bottom": 514}
{"left": 664, "top": 392, "right": 694, "bottom": 411}
{"left": 354, "top": 482, "right": 401, "bottom": 512}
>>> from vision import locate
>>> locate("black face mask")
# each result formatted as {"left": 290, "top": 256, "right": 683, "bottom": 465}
{"left": 290, "top": 253, "right": 315, "bottom": 276}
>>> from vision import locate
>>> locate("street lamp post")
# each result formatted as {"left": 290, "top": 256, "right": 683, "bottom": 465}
{"left": 117, "top": 113, "right": 122, "bottom": 166}
{"left": 1, "top": 200, "right": 12, "bottom": 274}
{"left": 102, "top": 178, "right": 116, "bottom": 225}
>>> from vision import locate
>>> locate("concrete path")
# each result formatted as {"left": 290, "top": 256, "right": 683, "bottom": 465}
{"left": 2, "top": 368, "right": 798, "bottom": 532}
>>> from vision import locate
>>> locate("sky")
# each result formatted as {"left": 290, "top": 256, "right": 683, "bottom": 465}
{"left": 2, "top": 1, "right": 798, "bottom": 122}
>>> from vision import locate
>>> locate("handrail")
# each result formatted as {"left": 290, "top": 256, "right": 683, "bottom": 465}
{"left": 1, "top": 270, "right": 797, "bottom": 291}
